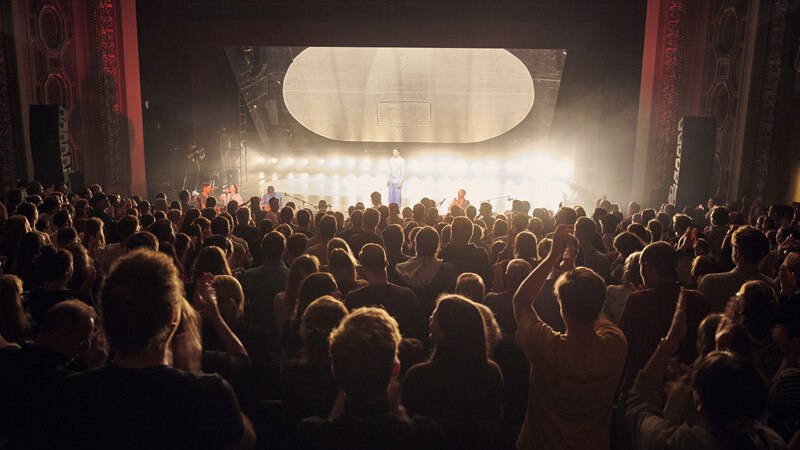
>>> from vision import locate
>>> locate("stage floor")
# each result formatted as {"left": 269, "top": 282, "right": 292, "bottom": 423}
{"left": 237, "top": 171, "right": 570, "bottom": 213}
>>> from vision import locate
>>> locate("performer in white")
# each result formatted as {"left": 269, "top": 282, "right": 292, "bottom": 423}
{"left": 386, "top": 147, "right": 405, "bottom": 206}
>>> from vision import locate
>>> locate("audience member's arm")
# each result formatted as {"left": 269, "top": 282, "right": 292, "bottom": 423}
{"left": 625, "top": 290, "right": 686, "bottom": 449}
{"left": 195, "top": 273, "right": 248, "bottom": 359}
{"left": 513, "top": 224, "right": 571, "bottom": 325}
{"left": 226, "top": 413, "right": 256, "bottom": 450}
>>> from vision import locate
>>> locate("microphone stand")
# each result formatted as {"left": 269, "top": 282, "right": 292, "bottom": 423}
{"left": 479, "top": 195, "right": 513, "bottom": 203}
{"left": 283, "top": 192, "right": 313, "bottom": 209}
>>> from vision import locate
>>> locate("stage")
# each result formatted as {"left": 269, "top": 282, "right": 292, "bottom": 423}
{"left": 237, "top": 151, "right": 574, "bottom": 213}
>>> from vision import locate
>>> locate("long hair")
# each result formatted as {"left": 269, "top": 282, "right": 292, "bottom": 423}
{"left": 283, "top": 255, "right": 320, "bottom": 317}
{"left": 0, "top": 215, "right": 30, "bottom": 252}
{"left": 191, "top": 246, "right": 231, "bottom": 282}
{"left": 294, "top": 272, "right": 339, "bottom": 322}
{"left": 431, "top": 295, "right": 489, "bottom": 374}
{"left": 0, "top": 275, "right": 29, "bottom": 344}
{"left": 693, "top": 352, "right": 769, "bottom": 450}
{"left": 300, "top": 296, "right": 347, "bottom": 366}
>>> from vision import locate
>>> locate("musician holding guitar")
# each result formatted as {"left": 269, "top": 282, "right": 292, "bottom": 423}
{"left": 183, "top": 141, "right": 206, "bottom": 192}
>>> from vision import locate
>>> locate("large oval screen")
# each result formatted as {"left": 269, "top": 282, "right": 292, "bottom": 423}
{"left": 283, "top": 47, "right": 535, "bottom": 143}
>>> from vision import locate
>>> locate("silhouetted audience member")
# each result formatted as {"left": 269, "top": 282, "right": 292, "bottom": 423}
{"left": 243, "top": 231, "right": 289, "bottom": 354}
{"left": 395, "top": 226, "right": 457, "bottom": 316}
{"left": 626, "top": 294, "right": 784, "bottom": 449}
{"left": 0, "top": 300, "right": 98, "bottom": 450}
{"left": 483, "top": 258, "right": 532, "bottom": 335}
{"left": 699, "top": 226, "right": 776, "bottom": 312}
{"left": 513, "top": 226, "right": 627, "bottom": 450}
{"left": 402, "top": 295, "right": 504, "bottom": 450}
{"left": 282, "top": 296, "right": 347, "bottom": 430}
{"left": 345, "top": 244, "right": 427, "bottom": 341}
{"left": 619, "top": 242, "right": 710, "bottom": 392}
{"left": 291, "top": 307, "right": 445, "bottom": 450}
{"left": 438, "top": 216, "right": 492, "bottom": 288}
{"left": 60, "top": 250, "right": 255, "bottom": 449}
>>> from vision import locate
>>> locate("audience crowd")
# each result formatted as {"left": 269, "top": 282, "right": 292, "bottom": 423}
{"left": 0, "top": 180, "right": 799, "bottom": 450}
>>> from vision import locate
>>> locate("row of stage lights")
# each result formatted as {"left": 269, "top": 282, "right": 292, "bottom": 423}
{"left": 253, "top": 153, "right": 572, "bottom": 180}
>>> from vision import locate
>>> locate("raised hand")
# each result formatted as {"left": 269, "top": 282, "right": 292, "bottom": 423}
{"left": 549, "top": 224, "right": 574, "bottom": 261}
{"left": 665, "top": 289, "right": 688, "bottom": 344}
{"left": 193, "top": 272, "right": 219, "bottom": 319}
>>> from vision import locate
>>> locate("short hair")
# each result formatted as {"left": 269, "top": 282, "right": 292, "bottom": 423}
{"left": 450, "top": 216, "right": 473, "bottom": 244}
{"left": 732, "top": 226, "right": 770, "bottom": 264}
{"left": 554, "top": 267, "right": 606, "bottom": 322}
{"left": 693, "top": 352, "right": 767, "bottom": 431}
{"left": 149, "top": 219, "right": 175, "bottom": 243}
{"left": 52, "top": 210, "right": 71, "bottom": 228}
{"left": 235, "top": 206, "right": 251, "bottom": 225}
{"left": 100, "top": 251, "right": 182, "bottom": 355}
{"left": 296, "top": 209, "right": 311, "bottom": 227}
{"left": 280, "top": 206, "right": 294, "bottom": 224}
{"left": 126, "top": 231, "right": 159, "bottom": 252}
{"left": 505, "top": 259, "right": 532, "bottom": 293}
{"left": 329, "top": 307, "right": 402, "bottom": 401}
{"left": 318, "top": 214, "right": 337, "bottom": 240}
{"left": 613, "top": 232, "right": 645, "bottom": 257}
{"left": 627, "top": 223, "right": 651, "bottom": 243}
{"left": 363, "top": 208, "right": 380, "bottom": 229}
{"left": 39, "top": 299, "right": 95, "bottom": 335}
{"left": 455, "top": 273, "right": 485, "bottom": 302}
{"left": 673, "top": 214, "right": 692, "bottom": 234}
{"left": 554, "top": 207, "right": 578, "bottom": 226}
{"left": 260, "top": 230, "right": 285, "bottom": 261}
{"left": 286, "top": 233, "right": 309, "bottom": 257}
{"left": 737, "top": 280, "right": 778, "bottom": 338}
{"left": 647, "top": 219, "right": 663, "bottom": 242}
{"left": 381, "top": 224, "right": 404, "bottom": 251}
{"left": 350, "top": 209, "right": 364, "bottom": 228}
{"left": 55, "top": 226, "right": 77, "bottom": 247}
{"left": 574, "top": 216, "right": 596, "bottom": 241}
{"left": 359, "top": 243, "right": 387, "bottom": 270}
{"left": 415, "top": 226, "right": 439, "bottom": 257}
{"left": 710, "top": 206, "right": 730, "bottom": 226}
{"left": 210, "top": 215, "right": 231, "bottom": 236}
{"left": 641, "top": 208, "right": 656, "bottom": 224}
{"left": 37, "top": 245, "right": 73, "bottom": 283}
{"left": 640, "top": 241, "right": 678, "bottom": 278}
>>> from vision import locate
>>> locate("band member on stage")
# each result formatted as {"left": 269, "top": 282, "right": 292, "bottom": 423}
{"left": 260, "top": 185, "right": 283, "bottom": 211}
{"left": 196, "top": 182, "right": 214, "bottom": 209}
{"left": 219, "top": 183, "right": 244, "bottom": 206}
{"left": 184, "top": 141, "right": 205, "bottom": 192}
{"left": 448, "top": 189, "right": 470, "bottom": 213}
{"left": 386, "top": 147, "right": 405, "bottom": 206}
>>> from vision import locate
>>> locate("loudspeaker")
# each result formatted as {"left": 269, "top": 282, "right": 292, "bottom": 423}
{"left": 29, "top": 105, "right": 70, "bottom": 185}
{"left": 668, "top": 117, "right": 716, "bottom": 209}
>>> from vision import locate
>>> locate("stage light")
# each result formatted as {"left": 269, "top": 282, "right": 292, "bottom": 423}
{"left": 270, "top": 157, "right": 279, "bottom": 164}
{"left": 285, "top": 157, "right": 295, "bottom": 166}
{"left": 256, "top": 157, "right": 265, "bottom": 164}
{"left": 287, "top": 172, "right": 295, "bottom": 179}
{"left": 471, "top": 161, "right": 483, "bottom": 175}
{"left": 360, "top": 158, "right": 371, "bottom": 171}
{"left": 485, "top": 161, "right": 499, "bottom": 176}
{"left": 316, "top": 158, "right": 325, "bottom": 166}
{"left": 330, "top": 157, "right": 341, "bottom": 168}
{"left": 299, "top": 158, "right": 308, "bottom": 166}
{"left": 346, "top": 158, "right": 356, "bottom": 168}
